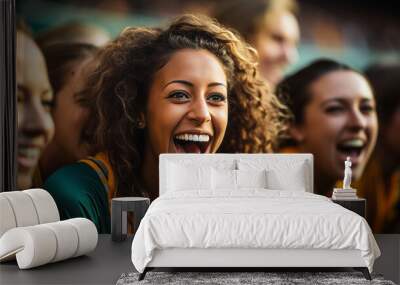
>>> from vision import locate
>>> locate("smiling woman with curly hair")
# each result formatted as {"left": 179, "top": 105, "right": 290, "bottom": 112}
{"left": 44, "top": 14, "right": 288, "bottom": 233}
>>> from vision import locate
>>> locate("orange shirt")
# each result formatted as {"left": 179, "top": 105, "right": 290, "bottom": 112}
{"left": 80, "top": 153, "right": 116, "bottom": 211}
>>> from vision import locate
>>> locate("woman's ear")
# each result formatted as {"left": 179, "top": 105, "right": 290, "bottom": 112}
{"left": 289, "top": 125, "right": 305, "bottom": 143}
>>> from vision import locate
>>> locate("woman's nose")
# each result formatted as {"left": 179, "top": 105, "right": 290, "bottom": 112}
{"left": 187, "top": 97, "right": 211, "bottom": 125}
{"left": 21, "top": 100, "right": 54, "bottom": 139}
{"left": 347, "top": 108, "right": 368, "bottom": 130}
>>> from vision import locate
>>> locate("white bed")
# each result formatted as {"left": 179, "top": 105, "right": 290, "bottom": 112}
{"left": 131, "top": 154, "right": 380, "bottom": 280}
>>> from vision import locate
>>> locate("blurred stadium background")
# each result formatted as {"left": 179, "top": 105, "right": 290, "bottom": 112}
{"left": 17, "top": 0, "right": 400, "bottom": 72}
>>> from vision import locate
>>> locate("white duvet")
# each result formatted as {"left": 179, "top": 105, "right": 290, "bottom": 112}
{"left": 131, "top": 190, "right": 380, "bottom": 273}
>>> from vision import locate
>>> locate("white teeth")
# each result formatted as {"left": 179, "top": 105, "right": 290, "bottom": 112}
{"left": 18, "top": 147, "right": 40, "bottom": 158}
{"left": 175, "top": 133, "right": 210, "bottom": 142}
{"left": 341, "top": 139, "right": 364, "bottom": 148}
{"left": 199, "top": 135, "right": 209, "bottom": 142}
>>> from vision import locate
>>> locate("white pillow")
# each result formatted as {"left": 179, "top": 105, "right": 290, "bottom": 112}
{"left": 238, "top": 158, "right": 308, "bottom": 192}
{"left": 212, "top": 168, "right": 237, "bottom": 190}
{"left": 167, "top": 158, "right": 236, "bottom": 170}
{"left": 167, "top": 163, "right": 212, "bottom": 191}
{"left": 236, "top": 169, "right": 267, "bottom": 189}
{"left": 266, "top": 166, "right": 306, "bottom": 191}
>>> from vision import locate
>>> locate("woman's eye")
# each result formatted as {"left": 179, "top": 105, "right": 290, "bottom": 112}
{"left": 325, "top": 105, "right": 344, "bottom": 114}
{"left": 74, "top": 92, "right": 88, "bottom": 105}
{"left": 41, "top": 99, "right": 54, "bottom": 111}
{"left": 207, "top": 93, "right": 227, "bottom": 103}
{"left": 360, "top": 104, "right": 375, "bottom": 114}
{"left": 167, "top": 91, "right": 190, "bottom": 102}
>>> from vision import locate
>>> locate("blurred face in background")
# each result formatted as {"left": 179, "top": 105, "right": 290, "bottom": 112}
{"left": 42, "top": 57, "right": 93, "bottom": 166}
{"left": 291, "top": 70, "right": 378, "bottom": 184}
{"left": 251, "top": 9, "right": 299, "bottom": 88}
{"left": 16, "top": 31, "right": 54, "bottom": 189}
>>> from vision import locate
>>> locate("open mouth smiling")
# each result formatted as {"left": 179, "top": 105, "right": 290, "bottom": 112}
{"left": 17, "top": 145, "right": 41, "bottom": 170}
{"left": 173, "top": 132, "right": 212, "bottom": 154}
{"left": 336, "top": 138, "right": 367, "bottom": 163}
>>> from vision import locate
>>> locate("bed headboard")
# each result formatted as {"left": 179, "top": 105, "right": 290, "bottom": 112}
{"left": 159, "top": 153, "right": 313, "bottom": 195}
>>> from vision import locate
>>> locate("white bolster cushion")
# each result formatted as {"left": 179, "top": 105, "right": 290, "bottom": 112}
{"left": 24, "top": 188, "right": 60, "bottom": 224}
{"left": 0, "top": 218, "right": 98, "bottom": 269}
{"left": 0, "top": 189, "right": 60, "bottom": 238}
{"left": 42, "top": 221, "right": 79, "bottom": 262}
{"left": 0, "top": 196, "right": 17, "bottom": 237}
{"left": 0, "top": 191, "right": 39, "bottom": 228}
{"left": 65, "top": 218, "right": 98, "bottom": 257}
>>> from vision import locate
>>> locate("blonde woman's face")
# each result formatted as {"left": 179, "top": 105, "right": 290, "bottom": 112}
{"left": 16, "top": 32, "right": 54, "bottom": 189}
{"left": 293, "top": 71, "right": 378, "bottom": 182}
{"left": 145, "top": 49, "right": 228, "bottom": 160}
{"left": 252, "top": 10, "right": 299, "bottom": 88}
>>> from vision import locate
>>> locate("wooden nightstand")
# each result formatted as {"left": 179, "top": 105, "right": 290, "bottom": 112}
{"left": 331, "top": 198, "right": 366, "bottom": 218}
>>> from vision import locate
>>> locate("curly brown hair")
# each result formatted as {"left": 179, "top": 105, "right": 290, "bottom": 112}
{"left": 84, "top": 14, "right": 288, "bottom": 197}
